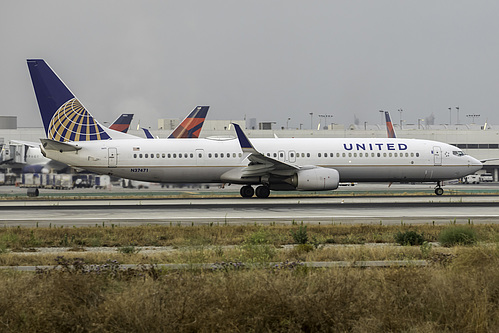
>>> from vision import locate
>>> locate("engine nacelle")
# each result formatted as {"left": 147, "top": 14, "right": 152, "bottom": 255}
{"left": 290, "top": 167, "right": 340, "bottom": 191}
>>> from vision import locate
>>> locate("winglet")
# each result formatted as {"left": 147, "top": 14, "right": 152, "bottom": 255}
{"left": 142, "top": 128, "right": 154, "bottom": 139}
{"left": 385, "top": 111, "right": 397, "bottom": 138}
{"left": 232, "top": 123, "right": 256, "bottom": 153}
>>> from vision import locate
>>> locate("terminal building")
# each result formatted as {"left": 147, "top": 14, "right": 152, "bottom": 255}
{"left": 1, "top": 116, "right": 498, "bottom": 182}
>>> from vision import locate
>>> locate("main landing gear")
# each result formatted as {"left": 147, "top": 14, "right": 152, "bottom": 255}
{"left": 434, "top": 181, "right": 444, "bottom": 196}
{"left": 240, "top": 185, "right": 270, "bottom": 198}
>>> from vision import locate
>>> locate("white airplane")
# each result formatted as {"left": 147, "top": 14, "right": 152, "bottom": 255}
{"left": 27, "top": 59, "right": 482, "bottom": 198}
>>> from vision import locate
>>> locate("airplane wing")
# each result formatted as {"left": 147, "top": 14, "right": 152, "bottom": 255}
{"left": 233, "top": 123, "right": 299, "bottom": 177}
{"left": 10, "top": 140, "right": 39, "bottom": 148}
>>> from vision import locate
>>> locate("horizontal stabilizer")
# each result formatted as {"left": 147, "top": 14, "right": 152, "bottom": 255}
{"left": 40, "top": 139, "right": 81, "bottom": 152}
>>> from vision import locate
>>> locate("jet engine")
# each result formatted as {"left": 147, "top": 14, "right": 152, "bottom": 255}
{"left": 289, "top": 167, "right": 340, "bottom": 191}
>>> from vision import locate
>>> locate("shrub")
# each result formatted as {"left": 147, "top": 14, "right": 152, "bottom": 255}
{"left": 290, "top": 225, "right": 308, "bottom": 244}
{"left": 438, "top": 226, "right": 477, "bottom": 247}
{"left": 394, "top": 231, "right": 425, "bottom": 246}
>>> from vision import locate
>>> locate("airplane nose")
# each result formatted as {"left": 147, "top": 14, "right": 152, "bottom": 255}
{"left": 470, "top": 157, "right": 483, "bottom": 170}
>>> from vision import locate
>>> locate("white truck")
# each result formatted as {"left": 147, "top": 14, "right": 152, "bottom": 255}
{"left": 463, "top": 174, "right": 480, "bottom": 184}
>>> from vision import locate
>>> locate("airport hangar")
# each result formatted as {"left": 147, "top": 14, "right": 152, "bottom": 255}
{"left": 1, "top": 115, "right": 498, "bottom": 182}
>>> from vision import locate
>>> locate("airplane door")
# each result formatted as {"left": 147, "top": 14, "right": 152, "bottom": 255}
{"left": 433, "top": 146, "right": 442, "bottom": 166}
{"left": 196, "top": 149, "right": 205, "bottom": 165}
{"left": 289, "top": 150, "right": 296, "bottom": 163}
{"left": 108, "top": 148, "right": 117, "bottom": 167}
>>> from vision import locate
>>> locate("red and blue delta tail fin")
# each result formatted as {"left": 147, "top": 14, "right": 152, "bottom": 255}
{"left": 109, "top": 114, "right": 134, "bottom": 133}
{"left": 385, "top": 111, "right": 397, "bottom": 138}
{"left": 27, "top": 59, "right": 111, "bottom": 142}
{"left": 168, "top": 106, "right": 209, "bottom": 138}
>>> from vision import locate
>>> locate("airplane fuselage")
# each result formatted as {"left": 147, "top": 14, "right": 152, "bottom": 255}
{"left": 41, "top": 137, "right": 482, "bottom": 187}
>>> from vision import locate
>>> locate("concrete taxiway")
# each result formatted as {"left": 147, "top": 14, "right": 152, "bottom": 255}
{"left": 1, "top": 194, "right": 498, "bottom": 226}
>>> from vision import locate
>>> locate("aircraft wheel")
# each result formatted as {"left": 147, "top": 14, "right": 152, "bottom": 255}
{"left": 255, "top": 185, "right": 270, "bottom": 198}
{"left": 435, "top": 187, "right": 444, "bottom": 196}
{"left": 240, "top": 185, "right": 254, "bottom": 198}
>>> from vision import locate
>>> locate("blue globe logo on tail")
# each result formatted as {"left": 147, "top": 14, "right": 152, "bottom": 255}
{"left": 48, "top": 98, "right": 110, "bottom": 142}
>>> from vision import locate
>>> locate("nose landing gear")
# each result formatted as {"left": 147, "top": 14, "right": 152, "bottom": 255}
{"left": 434, "top": 181, "right": 444, "bottom": 196}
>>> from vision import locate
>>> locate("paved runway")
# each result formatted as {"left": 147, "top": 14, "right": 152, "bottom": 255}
{"left": 1, "top": 194, "right": 498, "bottom": 226}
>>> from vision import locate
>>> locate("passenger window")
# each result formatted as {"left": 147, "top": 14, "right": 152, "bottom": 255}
{"left": 359, "top": 153, "right": 362, "bottom": 157}
{"left": 156, "top": 153, "right": 160, "bottom": 158}
{"left": 168, "top": 153, "right": 171, "bottom": 158}
{"left": 173, "top": 153, "right": 176, "bottom": 158}
{"left": 354, "top": 153, "right": 357, "bottom": 157}
{"left": 215, "top": 153, "right": 218, "bottom": 158}
{"left": 273, "top": 153, "right": 277, "bottom": 158}
{"left": 233, "top": 153, "right": 236, "bottom": 158}
{"left": 348, "top": 153, "right": 352, "bottom": 157}
{"left": 198, "top": 153, "right": 202, "bottom": 158}
{"left": 133, "top": 154, "right": 137, "bottom": 158}
{"left": 411, "top": 152, "right": 414, "bottom": 157}
{"left": 318, "top": 153, "right": 321, "bottom": 157}
{"left": 394, "top": 153, "right": 397, "bottom": 157}
{"left": 208, "top": 153, "right": 212, "bottom": 158}
{"left": 145, "top": 154, "right": 148, "bottom": 158}
{"left": 290, "top": 153, "right": 294, "bottom": 158}
{"left": 416, "top": 153, "right": 419, "bottom": 157}
{"left": 221, "top": 153, "right": 224, "bottom": 158}
{"left": 280, "top": 152, "right": 284, "bottom": 158}
{"left": 239, "top": 153, "right": 242, "bottom": 157}
{"left": 227, "top": 153, "right": 230, "bottom": 158}
{"left": 383, "top": 153, "right": 387, "bottom": 157}
{"left": 342, "top": 153, "right": 346, "bottom": 157}
{"left": 307, "top": 153, "right": 310, "bottom": 158}
{"left": 389, "top": 153, "right": 392, "bottom": 157}
{"left": 162, "top": 153, "right": 165, "bottom": 158}
{"left": 178, "top": 154, "right": 182, "bottom": 158}
{"left": 377, "top": 153, "right": 381, "bottom": 157}
{"left": 190, "top": 153, "right": 193, "bottom": 158}
{"left": 151, "top": 154, "right": 154, "bottom": 158}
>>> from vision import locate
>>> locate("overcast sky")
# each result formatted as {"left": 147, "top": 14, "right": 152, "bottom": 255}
{"left": 2, "top": 1, "right": 499, "bottom": 130}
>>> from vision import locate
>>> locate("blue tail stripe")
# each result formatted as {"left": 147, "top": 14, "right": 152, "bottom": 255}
{"left": 27, "top": 59, "right": 74, "bottom": 135}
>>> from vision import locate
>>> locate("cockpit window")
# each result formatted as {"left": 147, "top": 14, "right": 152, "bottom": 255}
{"left": 453, "top": 150, "right": 465, "bottom": 156}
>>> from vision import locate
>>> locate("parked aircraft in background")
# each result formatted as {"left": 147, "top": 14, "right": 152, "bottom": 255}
{"left": 109, "top": 114, "right": 134, "bottom": 133}
{"left": 385, "top": 111, "right": 396, "bottom": 138}
{"left": 141, "top": 106, "right": 210, "bottom": 139}
{"left": 28, "top": 59, "right": 482, "bottom": 197}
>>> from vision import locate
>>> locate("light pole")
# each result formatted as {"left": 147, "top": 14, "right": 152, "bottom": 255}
{"left": 398, "top": 109, "right": 403, "bottom": 129}
{"left": 318, "top": 114, "right": 333, "bottom": 130}
{"left": 456, "top": 106, "right": 460, "bottom": 124}
{"left": 418, "top": 118, "right": 424, "bottom": 129}
{"left": 286, "top": 117, "right": 291, "bottom": 129}
{"left": 448, "top": 107, "right": 452, "bottom": 125}
{"left": 309, "top": 112, "right": 313, "bottom": 129}
{"left": 379, "top": 110, "right": 385, "bottom": 125}
{"left": 466, "top": 114, "right": 480, "bottom": 124}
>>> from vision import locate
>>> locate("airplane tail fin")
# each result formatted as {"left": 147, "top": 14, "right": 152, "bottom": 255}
{"left": 27, "top": 59, "right": 111, "bottom": 142}
{"left": 385, "top": 111, "right": 397, "bottom": 138}
{"left": 109, "top": 114, "right": 134, "bottom": 133}
{"left": 168, "top": 106, "right": 209, "bottom": 138}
